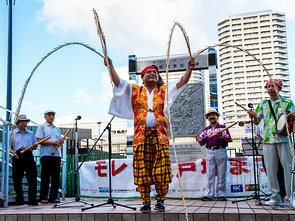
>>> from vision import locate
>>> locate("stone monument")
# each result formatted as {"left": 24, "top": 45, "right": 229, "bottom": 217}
{"left": 168, "top": 83, "right": 206, "bottom": 163}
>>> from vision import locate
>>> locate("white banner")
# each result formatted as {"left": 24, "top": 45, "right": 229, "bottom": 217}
{"left": 79, "top": 157, "right": 270, "bottom": 198}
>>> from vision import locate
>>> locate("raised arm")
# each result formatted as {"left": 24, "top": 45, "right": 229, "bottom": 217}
{"left": 104, "top": 57, "right": 120, "bottom": 87}
{"left": 176, "top": 57, "right": 196, "bottom": 89}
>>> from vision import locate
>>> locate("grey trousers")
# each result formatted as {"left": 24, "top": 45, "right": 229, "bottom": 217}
{"left": 263, "top": 142, "right": 292, "bottom": 201}
{"left": 205, "top": 148, "right": 228, "bottom": 199}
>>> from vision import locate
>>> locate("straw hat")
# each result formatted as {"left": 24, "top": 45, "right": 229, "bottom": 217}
{"left": 205, "top": 108, "right": 220, "bottom": 119}
{"left": 16, "top": 114, "right": 30, "bottom": 124}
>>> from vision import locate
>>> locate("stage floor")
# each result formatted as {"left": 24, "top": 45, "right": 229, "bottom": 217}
{"left": 1, "top": 197, "right": 295, "bottom": 221}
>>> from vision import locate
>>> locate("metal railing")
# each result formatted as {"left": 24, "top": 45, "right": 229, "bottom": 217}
{"left": 0, "top": 119, "right": 10, "bottom": 208}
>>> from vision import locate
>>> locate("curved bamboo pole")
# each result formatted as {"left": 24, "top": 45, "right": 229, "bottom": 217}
{"left": 165, "top": 22, "right": 191, "bottom": 221}
{"left": 10, "top": 42, "right": 104, "bottom": 145}
{"left": 93, "top": 9, "right": 113, "bottom": 87}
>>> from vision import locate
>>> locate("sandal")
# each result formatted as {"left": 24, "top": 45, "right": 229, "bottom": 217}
{"left": 41, "top": 199, "right": 48, "bottom": 203}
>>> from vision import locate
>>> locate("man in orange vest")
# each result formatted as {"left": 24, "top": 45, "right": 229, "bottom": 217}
{"left": 106, "top": 57, "right": 195, "bottom": 212}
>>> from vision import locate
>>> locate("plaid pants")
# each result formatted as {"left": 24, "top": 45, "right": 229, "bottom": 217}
{"left": 133, "top": 127, "right": 172, "bottom": 204}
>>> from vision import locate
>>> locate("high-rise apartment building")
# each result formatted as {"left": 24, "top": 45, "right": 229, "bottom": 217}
{"left": 218, "top": 10, "right": 291, "bottom": 125}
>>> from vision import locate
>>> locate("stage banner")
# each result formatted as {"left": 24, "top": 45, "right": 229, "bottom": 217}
{"left": 79, "top": 157, "right": 270, "bottom": 198}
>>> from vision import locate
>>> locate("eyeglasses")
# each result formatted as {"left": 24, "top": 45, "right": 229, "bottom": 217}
{"left": 46, "top": 113, "right": 55, "bottom": 116}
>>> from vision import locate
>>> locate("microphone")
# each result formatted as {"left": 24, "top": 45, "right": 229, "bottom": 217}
{"left": 75, "top": 115, "right": 82, "bottom": 120}
{"left": 248, "top": 103, "right": 254, "bottom": 108}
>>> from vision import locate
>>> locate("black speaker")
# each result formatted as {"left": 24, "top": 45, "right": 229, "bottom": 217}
{"left": 208, "top": 53, "right": 217, "bottom": 66}
{"left": 128, "top": 55, "right": 137, "bottom": 73}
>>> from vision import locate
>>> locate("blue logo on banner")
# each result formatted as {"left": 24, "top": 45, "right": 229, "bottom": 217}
{"left": 231, "top": 185, "right": 243, "bottom": 193}
{"left": 99, "top": 187, "right": 110, "bottom": 193}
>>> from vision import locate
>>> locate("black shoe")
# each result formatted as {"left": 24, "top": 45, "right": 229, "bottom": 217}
{"left": 28, "top": 200, "right": 39, "bottom": 206}
{"left": 15, "top": 200, "right": 25, "bottom": 205}
{"left": 154, "top": 200, "right": 165, "bottom": 212}
{"left": 140, "top": 203, "right": 151, "bottom": 213}
{"left": 200, "top": 196, "right": 213, "bottom": 201}
{"left": 217, "top": 197, "right": 227, "bottom": 201}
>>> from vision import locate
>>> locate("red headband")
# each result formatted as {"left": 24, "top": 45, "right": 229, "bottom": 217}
{"left": 141, "top": 66, "right": 158, "bottom": 78}
{"left": 265, "top": 79, "right": 282, "bottom": 89}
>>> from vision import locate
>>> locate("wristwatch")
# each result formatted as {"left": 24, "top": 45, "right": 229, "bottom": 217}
{"left": 220, "top": 133, "right": 225, "bottom": 138}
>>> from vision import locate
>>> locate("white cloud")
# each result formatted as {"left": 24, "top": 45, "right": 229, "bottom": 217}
{"left": 261, "top": 0, "right": 295, "bottom": 23}
{"left": 38, "top": 0, "right": 295, "bottom": 58}
{"left": 54, "top": 113, "right": 97, "bottom": 124}
{"left": 22, "top": 101, "right": 38, "bottom": 110}
{"left": 36, "top": 0, "right": 212, "bottom": 55}
{"left": 72, "top": 88, "right": 93, "bottom": 104}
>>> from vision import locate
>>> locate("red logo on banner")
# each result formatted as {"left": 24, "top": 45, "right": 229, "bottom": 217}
{"left": 229, "top": 157, "right": 250, "bottom": 175}
{"left": 177, "top": 161, "right": 196, "bottom": 178}
{"left": 112, "top": 160, "right": 127, "bottom": 176}
{"left": 200, "top": 159, "right": 217, "bottom": 176}
{"left": 254, "top": 157, "right": 265, "bottom": 173}
{"left": 95, "top": 161, "right": 108, "bottom": 177}
{"left": 201, "top": 158, "right": 206, "bottom": 174}
{"left": 94, "top": 160, "right": 128, "bottom": 177}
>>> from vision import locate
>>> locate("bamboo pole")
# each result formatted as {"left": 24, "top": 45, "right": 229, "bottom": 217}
{"left": 20, "top": 136, "right": 50, "bottom": 154}
{"left": 235, "top": 102, "right": 248, "bottom": 112}
{"left": 208, "top": 122, "right": 237, "bottom": 139}
{"left": 165, "top": 22, "right": 191, "bottom": 221}
{"left": 51, "top": 129, "right": 71, "bottom": 155}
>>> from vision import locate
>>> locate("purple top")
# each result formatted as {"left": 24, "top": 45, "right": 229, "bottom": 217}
{"left": 199, "top": 123, "right": 232, "bottom": 148}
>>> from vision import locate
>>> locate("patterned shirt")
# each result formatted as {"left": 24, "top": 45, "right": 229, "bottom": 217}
{"left": 255, "top": 119, "right": 264, "bottom": 139}
{"left": 199, "top": 123, "right": 232, "bottom": 148}
{"left": 255, "top": 96, "right": 295, "bottom": 144}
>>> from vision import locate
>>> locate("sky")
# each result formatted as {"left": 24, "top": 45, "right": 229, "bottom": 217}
{"left": 0, "top": 0, "right": 295, "bottom": 125}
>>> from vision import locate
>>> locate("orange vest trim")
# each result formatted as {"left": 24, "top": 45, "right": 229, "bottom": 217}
{"left": 131, "top": 84, "right": 169, "bottom": 146}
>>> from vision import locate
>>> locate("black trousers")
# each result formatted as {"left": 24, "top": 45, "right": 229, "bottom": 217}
{"left": 40, "top": 156, "right": 61, "bottom": 201}
{"left": 12, "top": 151, "right": 37, "bottom": 202}
{"left": 277, "top": 160, "right": 286, "bottom": 199}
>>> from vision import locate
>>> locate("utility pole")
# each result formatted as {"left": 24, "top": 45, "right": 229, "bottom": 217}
{"left": 6, "top": 0, "right": 15, "bottom": 122}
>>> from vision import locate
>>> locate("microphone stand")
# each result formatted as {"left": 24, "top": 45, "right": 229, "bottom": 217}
{"left": 232, "top": 106, "right": 268, "bottom": 205}
{"left": 53, "top": 116, "right": 93, "bottom": 208}
{"left": 81, "top": 116, "right": 136, "bottom": 211}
